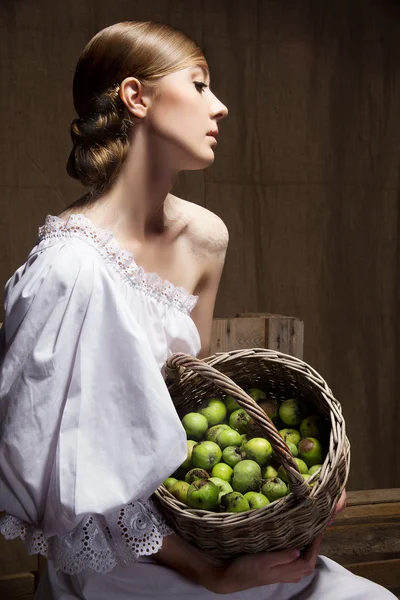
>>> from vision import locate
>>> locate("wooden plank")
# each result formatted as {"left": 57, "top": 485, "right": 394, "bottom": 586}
{"left": 321, "top": 521, "right": 400, "bottom": 560}
{"left": 235, "top": 312, "right": 293, "bottom": 318}
{"left": 346, "top": 489, "right": 400, "bottom": 506}
{"left": 210, "top": 314, "right": 304, "bottom": 358}
{"left": 321, "top": 491, "right": 400, "bottom": 565}
{"left": 335, "top": 501, "right": 400, "bottom": 522}
{"left": 210, "top": 317, "right": 266, "bottom": 354}
{"left": 345, "top": 558, "right": 400, "bottom": 591}
{"left": 37, "top": 555, "right": 47, "bottom": 578}
{"left": 0, "top": 572, "right": 35, "bottom": 599}
{"left": 0, "top": 535, "right": 38, "bottom": 577}
{"left": 264, "top": 315, "right": 304, "bottom": 359}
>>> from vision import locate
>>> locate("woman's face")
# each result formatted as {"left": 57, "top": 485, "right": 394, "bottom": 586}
{"left": 146, "top": 65, "right": 228, "bottom": 171}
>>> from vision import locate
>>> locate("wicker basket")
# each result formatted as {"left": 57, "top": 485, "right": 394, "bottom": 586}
{"left": 154, "top": 348, "right": 350, "bottom": 564}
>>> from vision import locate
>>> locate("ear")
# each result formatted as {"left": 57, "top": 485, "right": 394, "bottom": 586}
{"left": 119, "top": 77, "right": 152, "bottom": 120}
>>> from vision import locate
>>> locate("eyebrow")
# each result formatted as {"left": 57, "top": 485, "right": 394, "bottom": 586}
{"left": 192, "top": 65, "right": 211, "bottom": 86}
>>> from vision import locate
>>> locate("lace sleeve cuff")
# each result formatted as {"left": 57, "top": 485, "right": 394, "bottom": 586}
{"left": 0, "top": 497, "right": 174, "bottom": 575}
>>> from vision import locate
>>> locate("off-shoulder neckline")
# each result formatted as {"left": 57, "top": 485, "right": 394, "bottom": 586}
{"left": 37, "top": 213, "right": 199, "bottom": 316}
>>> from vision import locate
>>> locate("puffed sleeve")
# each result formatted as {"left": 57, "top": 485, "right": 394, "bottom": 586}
{"left": 0, "top": 242, "right": 187, "bottom": 571}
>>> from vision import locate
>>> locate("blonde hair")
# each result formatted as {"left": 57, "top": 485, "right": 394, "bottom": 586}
{"left": 66, "top": 21, "right": 208, "bottom": 199}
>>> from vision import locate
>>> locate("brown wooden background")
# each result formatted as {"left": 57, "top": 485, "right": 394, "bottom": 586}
{"left": 1, "top": 0, "right": 400, "bottom": 491}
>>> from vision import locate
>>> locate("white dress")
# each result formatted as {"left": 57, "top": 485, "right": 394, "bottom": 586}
{"left": 0, "top": 214, "right": 395, "bottom": 599}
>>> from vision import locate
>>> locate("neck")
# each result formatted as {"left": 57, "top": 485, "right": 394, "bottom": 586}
{"left": 88, "top": 127, "right": 179, "bottom": 243}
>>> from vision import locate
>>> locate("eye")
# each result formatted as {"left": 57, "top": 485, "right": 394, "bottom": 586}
{"left": 194, "top": 81, "right": 208, "bottom": 93}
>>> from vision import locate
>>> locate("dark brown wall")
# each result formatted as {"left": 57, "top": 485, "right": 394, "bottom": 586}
{"left": 1, "top": 0, "right": 400, "bottom": 491}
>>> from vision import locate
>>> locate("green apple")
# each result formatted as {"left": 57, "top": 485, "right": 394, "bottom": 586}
{"left": 300, "top": 415, "right": 323, "bottom": 439}
{"left": 240, "top": 434, "right": 249, "bottom": 448}
{"left": 258, "top": 398, "right": 279, "bottom": 424}
{"left": 295, "top": 457, "right": 309, "bottom": 473}
{"left": 244, "top": 491, "right": 270, "bottom": 509}
{"left": 242, "top": 438, "right": 273, "bottom": 466}
{"left": 186, "top": 479, "right": 219, "bottom": 510}
{"left": 231, "top": 460, "right": 262, "bottom": 494}
{"left": 246, "top": 388, "right": 267, "bottom": 402}
{"left": 209, "top": 477, "right": 233, "bottom": 502}
{"left": 222, "top": 446, "right": 246, "bottom": 468}
{"left": 298, "top": 437, "right": 324, "bottom": 468}
{"left": 279, "top": 428, "right": 302, "bottom": 446}
{"left": 206, "top": 424, "right": 230, "bottom": 443}
{"left": 261, "top": 477, "right": 288, "bottom": 502}
{"left": 229, "top": 409, "right": 252, "bottom": 434}
{"left": 308, "top": 464, "right": 323, "bottom": 476}
{"left": 216, "top": 427, "right": 242, "bottom": 449}
{"left": 286, "top": 441, "right": 299, "bottom": 457}
{"left": 224, "top": 394, "right": 241, "bottom": 414}
{"left": 170, "top": 480, "right": 190, "bottom": 504}
{"left": 302, "top": 473, "right": 317, "bottom": 487}
{"left": 185, "top": 468, "right": 210, "bottom": 484}
{"left": 278, "top": 458, "right": 308, "bottom": 483}
{"left": 262, "top": 465, "right": 278, "bottom": 479}
{"left": 303, "top": 473, "right": 317, "bottom": 487}
{"left": 181, "top": 440, "right": 198, "bottom": 471}
{"left": 182, "top": 413, "right": 208, "bottom": 441}
{"left": 191, "top": 441, "right": 222, "bottom": 470}
{"left": 211, "top": 462, "right": 233, "bottom": 482}
{"left": 199, "top": 398, "right": 227, "bottom": 426}
{"left": 220, "top": 491, "right": 250, "bottom": 512}
{"left": 279, "top": 399, "right": 303, "bottom": 427}
{"left": 163, "top": 477, "right": 178, "bottom": 492}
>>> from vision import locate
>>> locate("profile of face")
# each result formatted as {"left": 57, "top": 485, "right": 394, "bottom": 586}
{"left": 121, "top": 66, "right": 228, "bottom": 172}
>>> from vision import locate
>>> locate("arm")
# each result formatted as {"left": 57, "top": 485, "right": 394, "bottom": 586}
{"left": 154, "top": 218, "right": 322, "bottom": 592}
{"left": 153, "top": 213, "right": 326, "bottom": 592}
{"left": 155, "top": 531, "right": 322, "bottom": 594}
{"left": 190, "top": 219, "right": 229, "bottom": 360}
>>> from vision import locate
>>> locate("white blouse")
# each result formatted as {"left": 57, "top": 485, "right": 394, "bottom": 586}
{"left": 0, "top": 213, "right": 201, "bottom": 575}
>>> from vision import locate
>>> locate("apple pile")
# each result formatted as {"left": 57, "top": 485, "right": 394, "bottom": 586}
{"left": 163, "top": 388, "right": 329, "bottom": 513}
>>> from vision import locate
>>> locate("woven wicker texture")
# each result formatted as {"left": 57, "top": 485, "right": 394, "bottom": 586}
{"left": 154, "top": 348, "right": 350, "bottom": 563}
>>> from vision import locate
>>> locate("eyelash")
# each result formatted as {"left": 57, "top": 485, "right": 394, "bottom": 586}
{"left": 194, "top": 81, "right": 208, "bottom": 93}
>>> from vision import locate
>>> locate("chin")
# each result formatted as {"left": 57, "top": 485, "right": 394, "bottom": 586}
{"left": 185, "top": 151, "right": 216, "bottom": 171}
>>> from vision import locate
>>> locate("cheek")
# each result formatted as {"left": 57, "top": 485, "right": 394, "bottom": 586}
{"left": 150, "top": 92, "right": 206, "bottom": 140}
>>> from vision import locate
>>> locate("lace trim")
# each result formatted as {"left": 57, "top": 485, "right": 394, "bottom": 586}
{"left": 0, "top": 498, "right": 173, "bottom": 575}
{"left": 37, "top": 214, "right": 199, "bottom": 316}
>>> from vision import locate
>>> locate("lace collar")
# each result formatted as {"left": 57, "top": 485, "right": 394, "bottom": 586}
{"left": 38, "top": 214, "right": 199, "bottom": 315}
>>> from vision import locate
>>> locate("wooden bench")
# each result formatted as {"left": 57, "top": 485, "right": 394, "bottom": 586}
{"left": 1, "top": 489, "right": 399, "bottom": 598}
{"left": 322, "top": 488, "right": 400, "bottom": 596}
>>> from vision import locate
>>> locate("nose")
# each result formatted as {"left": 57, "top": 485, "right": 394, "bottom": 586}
{"left": 210, "top": 95, "right": 228, "bottom": 122}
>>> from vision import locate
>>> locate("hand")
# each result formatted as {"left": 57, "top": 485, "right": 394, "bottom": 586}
{"left": 327, "top": 488, "right": 347, "bottom": 526}
{"left": 213, "top": 534, "right": 323, "bottom": 594}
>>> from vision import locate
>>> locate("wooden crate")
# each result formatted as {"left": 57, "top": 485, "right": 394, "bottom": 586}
{"left": 211, "top": 312, "right": 304, "bottom": 358}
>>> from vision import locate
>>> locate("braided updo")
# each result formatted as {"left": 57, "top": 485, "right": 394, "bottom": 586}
{"left": 67, "top": 21, "right": 208, "bottom": 199}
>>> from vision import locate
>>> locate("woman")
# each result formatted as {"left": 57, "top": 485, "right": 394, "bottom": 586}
{"left": 0, "top": 21, "right": 395, "bottom": 599}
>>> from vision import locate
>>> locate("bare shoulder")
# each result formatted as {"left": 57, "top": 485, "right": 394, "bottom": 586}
{"left": 173, "top": 196, "right": 229, "bottom": 259}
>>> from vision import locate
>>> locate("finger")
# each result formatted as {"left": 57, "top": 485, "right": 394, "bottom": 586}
{"left": 269, "top": 563, "right": 314, "bottom": 584}
{"left": 329, "top": 490, "right": 348, "bottom": 525}
{"left": 263, "top": 548, "right": 301, "bottom": 568}
{"left": 335, "top": 489, "right": 347, "bottom": 514}
{"left": 300, "top": 534, "right": 323, "bottom": 567}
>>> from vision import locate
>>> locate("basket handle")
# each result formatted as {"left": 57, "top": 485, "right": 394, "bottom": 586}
{"left": 165, "top": 352, "right": 311, "bottom": 500}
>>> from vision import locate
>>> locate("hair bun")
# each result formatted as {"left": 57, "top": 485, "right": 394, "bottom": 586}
{"left": 70, "top": 101, "right": 125, "bottom": 147}
{"left": 70, "top": 117, "right": 99, "bottom": 145}
{"left": 93, "top": 90, "right": 119, "bottom": 115}
{"left": 67, "top": 92, "right": 130, "bottom": 191}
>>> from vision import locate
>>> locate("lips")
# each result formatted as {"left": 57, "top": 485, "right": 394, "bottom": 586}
{"left": 207, "top": 130, "right": 219, "bottom": 137}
